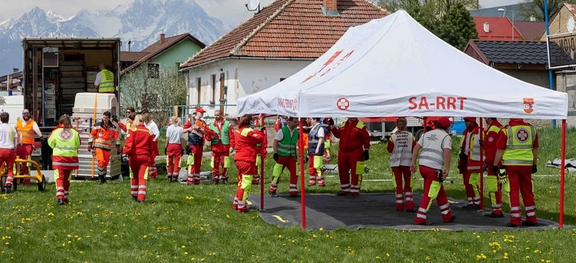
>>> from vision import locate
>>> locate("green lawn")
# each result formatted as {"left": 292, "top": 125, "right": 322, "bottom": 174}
{"left": 1, "top": 128, "right": 575, "bottom": 262}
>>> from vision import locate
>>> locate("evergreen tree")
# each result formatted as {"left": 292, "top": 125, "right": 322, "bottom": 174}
{"left": 437, "top": 3, "right": 478, "bottom": 50}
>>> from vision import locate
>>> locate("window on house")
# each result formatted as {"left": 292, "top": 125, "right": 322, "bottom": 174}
{"left": 211, "top": 74, "right": 216, "bottom": 105}
{"left": 196, "top": 77, "right": 201, "bottom": 105}
{"left": 148, "top": 63, "right": 160, "bottom": 78}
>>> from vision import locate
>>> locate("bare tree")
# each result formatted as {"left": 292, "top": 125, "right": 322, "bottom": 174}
{"left": 120, "top": 67, "right": 186, "bottom": 126}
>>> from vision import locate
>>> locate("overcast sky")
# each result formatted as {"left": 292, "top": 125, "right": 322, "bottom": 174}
{"left": 0, "top": 0, "right": 522, "bottom": 27}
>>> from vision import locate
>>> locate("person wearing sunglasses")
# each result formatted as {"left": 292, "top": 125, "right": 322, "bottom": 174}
{"left": 15, "top": 109, "right": 43, "bottom": 184}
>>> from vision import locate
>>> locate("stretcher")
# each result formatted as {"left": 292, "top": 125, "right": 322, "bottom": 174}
{"left": 0, "top": 158, "right": 46, "bottom": 192}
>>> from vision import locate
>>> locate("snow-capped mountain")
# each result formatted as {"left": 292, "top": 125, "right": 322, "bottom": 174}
{"left": 0, "top": 0, "right": 230, "bottom": 74}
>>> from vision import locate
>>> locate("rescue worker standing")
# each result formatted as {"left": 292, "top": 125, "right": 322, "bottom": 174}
{"left": 460, "top": 117, "right": 481, "bottom": 209}
{"left": 183, "top": 107, "right": 215, "bottom": 185}
{"left": 94, "top": 62, "right": 115, "bottom": 93}
{"left": 493, "top": 118, "right": 539, "bottom": 227}
{"left": 307, "top": 118, "right": 326, "bottom": 187}
{"left": 269, "top": 117, "right": 299, "bottom": 197}
{"left": 330, "top": 117, "right": 370, "bottom": 196}
{"left": 48, "top": 115, "right": 80, "bottom": 205}
{"left": 141, "top": 110, "right": 160, "bottom": 179}
{"left": 386, "top": 117, "right": 416, "bottom": 212}
{"left": 209, "top": 110, "right": 235, "bottom": 184}
{"left": 165, "top": 116, "right": 184, "bottom": 182}
{"left": 16, "top": 108, "right": 42, "bottom": 184}
{"left": 483, "top": 117, "right": 504, "bottom": 217}
{"left": 233, "top": 115, "right": 264, "bottom": 212}
{"left": 410, "top": 117, "right": 456, "bottom": 225}
{"left": 123, "top": 115, "right": 154, "bottom": 203}
{"left": 0, "top": 112, "right": 17, "bottom": 194}
{"left": 118, "top": 107, "right": 136, "bottom": 132}
{"left": 88, "top": 111, "right": 120, "bottom": 184}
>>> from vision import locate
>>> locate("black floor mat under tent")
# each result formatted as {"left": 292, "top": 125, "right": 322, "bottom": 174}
{"left": 245, "top": 193, "right": 560, "bottom": 231}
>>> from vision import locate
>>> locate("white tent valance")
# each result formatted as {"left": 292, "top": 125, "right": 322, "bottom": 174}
{"left": 238, "top": 10, "right": 568, "bottom": 120}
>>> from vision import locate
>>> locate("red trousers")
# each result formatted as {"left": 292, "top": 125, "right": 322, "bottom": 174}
{"left": 55, "top": 169, "right": 72, "bottom": 202}
{"left": 308, "top": 154, "right": 324, "bottom": 186}
{"left": 190, "top": 144, "right": 203, "bottom": 175}
{"left": 506, "top": 165, "right": 537, "bottom": 225}
{"left": 167, "top": 143, "right": 182, "bottom": 178}
{"left": 487, "top": 165, "right": 503, "bottom": 215}
{"left": 234, "top": 160, "right": 256, "bottom": 212}
{"left": 0, "top": 148, "right": 16, "bottom": 186}
{"left": 16, "top": 144, "right": 33, "bottom": 182}
{"left": 269, "top": 156, "right": 297, "bottom": 195}
{"left": 211, "top": 143, "right": 230, "bottom": 180}
{"left": 415, "top": 165, "right": 453, "bottom": 224}
{"left": 130, "top": 155, "right": 150, "bottom": 202}
{"left": 337, "top": 148, "right": 363, "bottom": 195}
{"left": 392, "top": 166, "right": 414, "bottom": 211}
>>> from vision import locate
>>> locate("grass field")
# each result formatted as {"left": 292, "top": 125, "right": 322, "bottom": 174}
{"left": 1, "top": 127, "right": 575, "bottom": 262}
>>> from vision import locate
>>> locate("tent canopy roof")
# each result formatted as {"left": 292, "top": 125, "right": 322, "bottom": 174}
{"left": 238, "top": 10, "right": 568, "bottom": 120}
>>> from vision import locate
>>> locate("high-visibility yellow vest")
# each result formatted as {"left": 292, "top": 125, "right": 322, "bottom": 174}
{"left": 502, "top": 124, "right": 535, "bottom": 166}
{"left": 98, "top": 69, "right": 115, "bottom": 93}
{"left": 48, "top": 128, "right": 80, "bottom": 158}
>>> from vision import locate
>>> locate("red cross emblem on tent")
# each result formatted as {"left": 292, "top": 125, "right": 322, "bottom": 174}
{"left": 336, "top": 98, "right": 350, "bottom": 111}
{"left": 515, "top": 128, "right": 529, "bottom": 143}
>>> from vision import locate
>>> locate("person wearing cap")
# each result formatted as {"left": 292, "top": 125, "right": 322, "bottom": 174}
{"left": 483, "top": 117, "right": 504, "bottom": 218}
{"left": 16, "top": 108, "right": 43, "bottom": 184}
{"left": 330, "top": 117, "right": 370, "bottom": 196}
{"left": 410, "top": 117, "right": 456, "bottom": 225}
{"left": 459, "top": 117, "right": 481, "bottom": 209}
{"left": 233, "top": 115, "right": 265, "bottom": 212}
{"left": 493, "top": 118, "right": 539, "bottom": 227}
{"left": 387, "top": 117, "right": 416, "bottom": 212}
{"left": 183, "top": 107, "right": 216, "bottom": 185}
{"left": 208, "top": 110, "right": 235, "bottom": 184}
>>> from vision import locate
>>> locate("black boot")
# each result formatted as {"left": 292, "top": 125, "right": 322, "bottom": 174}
{"left": 4, "top": 187, "right": 11, "bottom": 194}
{"left": 57, "top": 199, "right": 65, "bottom": 206}
{"left": 132, "top": 196, "right": 138, "bottom": 202}
{"left": 99, "top": 174, "right": 107, "bottom": 184}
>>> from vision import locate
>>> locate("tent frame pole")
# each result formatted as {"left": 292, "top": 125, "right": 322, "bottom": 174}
{"left": 560, "top": 119, "right": 566, "bottom": 228}
{"left": 260, "top": 114, "right": 266, "bottom": 212}
{"left": 479, "top": 118, "right": 484, "bottom": 211}
{"left": 298, "top": 118, "right": 307, "bottom": 229}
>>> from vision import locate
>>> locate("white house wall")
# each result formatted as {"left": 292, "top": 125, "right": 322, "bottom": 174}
{"left": 185, "top": 59, "right": 312, "bottom": 118}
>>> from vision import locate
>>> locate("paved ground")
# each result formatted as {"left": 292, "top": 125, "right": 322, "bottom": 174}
{"left": 246, "top": 193, "right": 561, "bottom": 232}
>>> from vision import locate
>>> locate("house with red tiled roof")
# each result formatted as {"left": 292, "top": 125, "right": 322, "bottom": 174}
{"left": 473, "top": 17, "right": 522, "bottom": 41}
{"left": 120, "top": 33, "right": 205, "bottom": 77}
{"left": 179, "top": 0, "right": 387, "bottom": 116}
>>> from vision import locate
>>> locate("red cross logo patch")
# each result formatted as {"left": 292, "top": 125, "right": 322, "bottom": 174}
{"left": 336, "top": 98, "right": 350, "bottom": 111}
{"left": 60, "top": 129, "right": 72, "bottom": 140}
{"left": 515, "top": 128, "right": 529, "bottom": 143}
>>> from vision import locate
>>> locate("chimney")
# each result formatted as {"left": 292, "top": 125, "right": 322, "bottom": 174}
{"left": 12, "top": 67, "right": 18, "bottom": 73}
{"left": 483, "top": 22, "right": 490, "bottom": 33}
{"left": 160, "top": 33, "right": 165, "bottom": 44}
{"left": 324, "top": 0, "right": 337, "bottom": 12}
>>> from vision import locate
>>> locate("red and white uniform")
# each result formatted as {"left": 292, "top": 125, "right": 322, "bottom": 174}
{"left": 461, "top": 124, "right": 481, "bottom": 207}
{"left": 331, "top": 118, "right": 370, "bottom": 196}
{"left": 89, "top": 122, "right": 119, "bottom": 182}
{"left": 484, "top": 120, "right": 503, "bottom": 215}
{"left": 124, "top": 124, "right": 154, "bottom": 202}
{"left": 496, "top": 119, "right": 539, "bottom": 226}
{"left": 183, "top": 118, "right": 216, "bottom": 185}
{"left": 0, "top": 123, "right": 17, "bottom": 188}
{"left": 414, "top": 129, "right": 454, "bottom": 225}
{"left": 387, "top": 130, "right": 416, "bottom": 211}
{"left": 166, "top": 124, "right": 184, "bottom": 181}
{"left": 210, "top": 119, "right": 235, "bottom": 182}
{"left": 233, "top": 125, "right": 264, "bottom": 212}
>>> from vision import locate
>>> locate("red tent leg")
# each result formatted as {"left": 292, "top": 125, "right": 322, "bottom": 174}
{"left": 298, "top": 119, "right": 306, "bottom": 229}
{"left": 560, "top": 119, "right": 566, "bottom": 228}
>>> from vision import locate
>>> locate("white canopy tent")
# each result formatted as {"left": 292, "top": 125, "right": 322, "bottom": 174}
{"left": 237, "top": 10, "right": 569, "bottom": 229}
{"left": 238, "top": 10, "right": 567, "bottom": 119}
